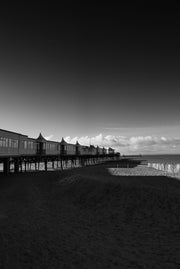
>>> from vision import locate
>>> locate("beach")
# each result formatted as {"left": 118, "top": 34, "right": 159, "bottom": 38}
{"left": 0, "top": 161, "right": 180, "bottom": 268}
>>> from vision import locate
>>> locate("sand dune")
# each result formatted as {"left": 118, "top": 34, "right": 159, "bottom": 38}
{"left": 0, "top": 162, "right": 180, "bottom": 268}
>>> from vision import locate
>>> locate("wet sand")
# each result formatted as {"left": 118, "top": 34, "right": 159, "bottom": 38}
{"left": 0, "top": 161, "right": 180, "bottom": 268}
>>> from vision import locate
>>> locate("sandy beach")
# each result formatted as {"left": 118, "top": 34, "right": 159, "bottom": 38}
{"left": 0, "top": 161, "right": 180, "bottom": 268}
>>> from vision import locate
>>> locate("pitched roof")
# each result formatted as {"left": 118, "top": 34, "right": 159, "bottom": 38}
{"left": 60, "top": 137, "right": 67, "bottom": 144}
{"left": 36, "top": 133, "right": 46, "bottom": 142}
{"left": 0, "top": 128, "right": 27, "bottom": 137}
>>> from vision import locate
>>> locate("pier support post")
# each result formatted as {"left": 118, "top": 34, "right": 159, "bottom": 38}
{"left": 14, "top": 159, "right": 19, "bottom": 173}
{"left": 60, "top": 158, "right": 63, "bottom": 170}
{"left": 20, "top": 160, "right": 23, "bottom": 172}
{"left": 52, "top": 161, "right": 54, "bottom": 169}
{"left": 44, "top": 159, "right": 47, "bottom": 171}
{"left": 3, "top": 158, "right": 10, "bottom": 174}
{"left": 24, "top": 161, "right": 27, "bottom": 172}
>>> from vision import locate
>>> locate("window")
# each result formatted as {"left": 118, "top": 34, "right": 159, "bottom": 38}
{"left": 0, "top": 137, "right": 2, "bottom": 147}
{"left": 28, "top": 141, "right": 33, "bottom": 149}
{"left": 49, "top": 144, "right": 55, "bottom": 150}
{"left": 24, "top": 141, "right": 27, "bottom": 149}
{"left": 3, "top": 138, "right": 6, "bottom": 147}
{"left": 13, "top": 140, "right": 18, "bottom": 148}
{"left": 46, "top": 143, "right": 49, "bottom": 150}
{"left": 5, "top": 138, "right": 8, "bottom": 147}
{"left": 0, "top": 137, "right": 17, "bottom": 147}
{"left": 9, "top": 139, "right": 12, "bottom": 147}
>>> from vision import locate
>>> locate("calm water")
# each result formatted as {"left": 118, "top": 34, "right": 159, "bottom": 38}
{"left": 141, "top": 154, "right": 180, "bottom": 164}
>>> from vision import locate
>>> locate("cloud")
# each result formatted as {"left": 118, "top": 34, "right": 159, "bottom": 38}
{"left": 44, "top": 134, "right": 54, "bottom": 140}
{"left": 64, "top": 134, "right": 180, "bottom": 154}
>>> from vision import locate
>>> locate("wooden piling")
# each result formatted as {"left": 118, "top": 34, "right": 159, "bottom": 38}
{"left": 14, "top": 158, "right": 19, "bottom": 173}
{"left": 3, "top": 158, "right": 10, "bottom": 174}
{"left": 44, "top": 159, "right": 47, "bottom": 171}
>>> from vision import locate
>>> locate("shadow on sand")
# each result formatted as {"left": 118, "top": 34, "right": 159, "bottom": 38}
{"left": 0, "top": 160, "right": 180, "bottom": 268}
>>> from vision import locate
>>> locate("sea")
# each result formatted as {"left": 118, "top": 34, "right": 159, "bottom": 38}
{"left": 140, "top": 154, "right": 180, "bottom": 164}
{"left": 135, "top": 154, "right": 180, "bottom": 178}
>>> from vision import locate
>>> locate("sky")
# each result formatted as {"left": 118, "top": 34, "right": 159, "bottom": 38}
{"left": 0, "top": 5, "right": 180, "bottom": 154}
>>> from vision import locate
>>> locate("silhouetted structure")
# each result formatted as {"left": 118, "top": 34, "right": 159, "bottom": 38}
{"left": 0, "top": 129, "right": 120, "bottom": 174}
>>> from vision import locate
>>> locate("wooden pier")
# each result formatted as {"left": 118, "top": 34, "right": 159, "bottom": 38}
{"left": 0, "top": 154, "right": 119, "bottom": 174}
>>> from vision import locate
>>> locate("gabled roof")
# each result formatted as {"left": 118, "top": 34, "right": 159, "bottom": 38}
{"left": 90, "top": 145, "right": 95, "bottom": 148}
{"left": 36, "top": 133, "right": 46, "bottom": 142}
{"left": 60, "top": 137, "right": 67, "bottom": 144}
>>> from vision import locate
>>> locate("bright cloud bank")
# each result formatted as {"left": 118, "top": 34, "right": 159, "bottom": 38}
{"left": 64, "top": 134, "right": 180, "bottom": 154}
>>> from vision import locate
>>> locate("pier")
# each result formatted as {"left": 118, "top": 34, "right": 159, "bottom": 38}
{"left": 0, "top": 153, "right": 120, "bottom": 174}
